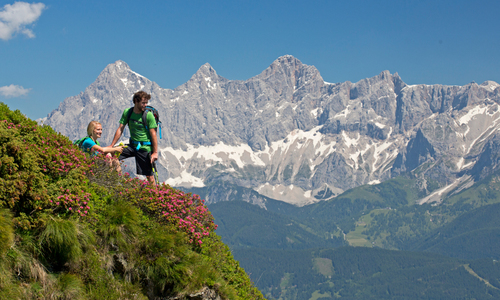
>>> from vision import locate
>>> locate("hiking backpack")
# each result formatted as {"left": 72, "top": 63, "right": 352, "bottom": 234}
{"left": 125, "top": 106, "right": 162, "bottom": 139}
{"left": 74, "top": 136, "right": 99, "bottom": 153}
{"left": 74, "top": 136, "right": 91, "bottom": 149}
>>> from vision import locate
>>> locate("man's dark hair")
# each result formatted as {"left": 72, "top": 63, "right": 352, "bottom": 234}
{"left": 133, "top": 91, "right": 151, "bottom": 104}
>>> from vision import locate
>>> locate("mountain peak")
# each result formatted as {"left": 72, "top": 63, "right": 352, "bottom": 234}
{"left": 95, "top": 60, "right": 135, "bottom": 81}
{"left": 101, "top": 60, "right": 131, "bottom": 73}
{"left": 113, "top": 60, "right": 131, "bottom": 70}
{"left": 271, "top": 55, "right": 303, "bottom": 67}
{"left": 480, "top": 80, "right": 500, "bottom": 92}
{"left": 189, "top": 63, "right": 219, "bottom": 82}
{"left": 197, "top": 62, "right": 215, "bottom": 73}
{"left": 257, "top": 55, "right": 313, "bottom": 79}
{"left": 252, "top": 55, "right": 324, "bottom": 94}
{"left": 94, "top": 60, "right": 148, "bottom": 86}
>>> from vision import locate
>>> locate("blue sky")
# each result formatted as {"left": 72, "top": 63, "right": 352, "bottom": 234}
{"left": 1, "top": 0, "right": 499, "bottom": 120}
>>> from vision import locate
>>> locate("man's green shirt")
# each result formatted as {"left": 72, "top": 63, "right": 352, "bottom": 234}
{"left": 119, "top": 108, "right": 157, "bottom": 152}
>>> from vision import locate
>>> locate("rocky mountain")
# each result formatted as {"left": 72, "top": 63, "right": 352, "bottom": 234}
{"left": 43, "top": 55, "right": 500, "bottom": 206}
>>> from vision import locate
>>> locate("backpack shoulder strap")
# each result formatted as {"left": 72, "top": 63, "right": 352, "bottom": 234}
{"left": 142, "top": 108, "right": 151, "bottom": 130}
{"left": 142, "top": 106, "right": 162, "bottom": 139}
{"left": 124, "top": 107, "right": 135, "bottom": 127}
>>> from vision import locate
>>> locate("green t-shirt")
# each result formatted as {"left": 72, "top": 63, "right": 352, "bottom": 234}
{"left": 119, "top": 108, "right": 157, "bottom": 152}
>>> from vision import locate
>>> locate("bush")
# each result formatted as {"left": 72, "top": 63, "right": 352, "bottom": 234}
{"left": 0, "top": 209, "right": 13, "bottom": 256}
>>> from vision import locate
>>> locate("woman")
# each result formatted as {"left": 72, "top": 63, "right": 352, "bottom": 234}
{"left": 81, "top": 121, "right": 123, "bottom": 156}
{"left": 81, "top": 121, "right": 123, "bottom": 173}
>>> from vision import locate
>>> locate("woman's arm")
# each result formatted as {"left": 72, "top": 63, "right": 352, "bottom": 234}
{"left": 91, "top": 144, "right": 123, "bottom": 155}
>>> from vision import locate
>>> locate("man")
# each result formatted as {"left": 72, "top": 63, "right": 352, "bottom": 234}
{"left": 109, "top": 91, "right": 158, "bottom": 184}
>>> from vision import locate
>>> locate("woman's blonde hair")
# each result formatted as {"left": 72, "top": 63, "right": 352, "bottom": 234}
{"left": 87, "top": 121, "right": 101, "bottom": 137}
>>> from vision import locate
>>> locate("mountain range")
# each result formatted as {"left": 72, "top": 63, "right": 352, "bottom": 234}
{"left": 42, "top": 55, "right": 500, "bottom": 207}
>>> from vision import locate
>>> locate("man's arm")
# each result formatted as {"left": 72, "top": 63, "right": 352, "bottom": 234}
{"left": 149, "top": 128, "right": 158, "bottom": 164}
{"left": 109, "top": 123, "right": 126, "bottom": 147}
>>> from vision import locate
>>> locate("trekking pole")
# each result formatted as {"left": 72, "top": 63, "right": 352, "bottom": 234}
{"left": 152, "top": 161, "right": 160, "bottom": 186}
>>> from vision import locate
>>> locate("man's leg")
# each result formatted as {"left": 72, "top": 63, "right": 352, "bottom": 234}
{"left": 118, "top": 147, "right": 135, "bottom": 174}
{"left": 135, "top": 150, "right": 154, "bottom": 183}
{"left": 146, "top": 152, "right": 156, "bottom": 184}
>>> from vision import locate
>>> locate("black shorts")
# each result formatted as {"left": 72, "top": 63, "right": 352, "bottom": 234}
{"left": 119, "top": 147, "right": 153, "bottom": 176}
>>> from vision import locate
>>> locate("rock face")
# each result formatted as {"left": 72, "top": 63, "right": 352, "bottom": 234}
{"left": 43, "top": 56, "right": 500, "bottom": 206}
{"left": 165, "top": 287, "right": 222, "bottom": 300}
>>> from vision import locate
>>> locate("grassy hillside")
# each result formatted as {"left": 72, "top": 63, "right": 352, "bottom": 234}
{"left": 410, "top": 202, "right": 500, "bottom": 260}
{"left": 351, "top": 169, "right": 500, "bottom": 251}
{"left": 209, "top": 200, "right": 345, "bottom": 250}
{"left": 0, "top": 103, "right": 264, "bottom": 299}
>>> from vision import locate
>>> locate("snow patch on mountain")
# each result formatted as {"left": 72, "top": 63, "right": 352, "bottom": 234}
{"left": 456, "top": 157, "right": 474, "bottom": 171}
{"left": 418, "top": 175, "right": 472, "bottom": 205}
{"left": 165, "top": 170, "right": 205, "bottom": 188}
{"left": 460, "top": 104, "right": 500, "bottom": 154}
{"left": 459, "top": 105, "right": 489, "bottom": 125}
{"left": 162, "top": 142, "right": 266, "bottom": 169}
{"left": 265, "top": 126, "right": 334, "bottom": 158}
{"left": 256, "top": 183, "right": 317, "bottom": 206}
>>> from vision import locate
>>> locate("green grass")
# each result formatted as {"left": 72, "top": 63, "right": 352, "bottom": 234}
{"left": 345, "top": 209, "right": 390, "bottom": 247}
{"left": 313, "top": 258, "right": 333, "bottom": 277}
{"left": 309, "top": 290, "right": 332, "bottom": 300}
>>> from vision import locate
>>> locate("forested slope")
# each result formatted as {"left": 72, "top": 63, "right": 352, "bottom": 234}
{"left": 234, "top": 247, "right": 500, "bottom": 300}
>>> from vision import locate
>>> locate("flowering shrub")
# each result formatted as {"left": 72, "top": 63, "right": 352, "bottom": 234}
{"left": 0, "top": 119, "right": 98, "bottom": 228}
{"left": 0, "top": 111, "right": 216, "bottom": 246}
{"left": 54, "top": 188, "right": 92, "bottom": 217}
{"left": 121, "top": 178, "right": 216, "bottom": 246}
{"left": 0, "top": 117, "right": 216, "bottom": 241}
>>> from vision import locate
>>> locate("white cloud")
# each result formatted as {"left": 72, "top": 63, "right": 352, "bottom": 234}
{"left": 0, "top": 84, "right": 31, "bottom": 98}
{"left": 0, "top": 2, "right": 46, "bottom": 41}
